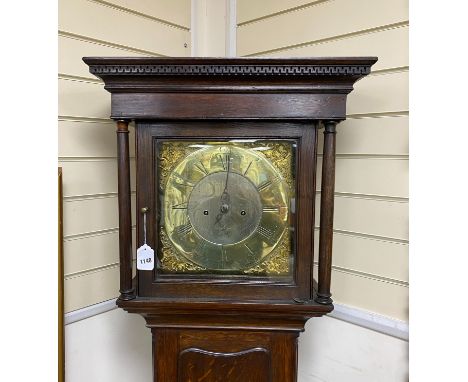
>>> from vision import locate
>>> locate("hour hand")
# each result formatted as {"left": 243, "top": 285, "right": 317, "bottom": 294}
{"left": 214, "top": 211, "right": 224, "bottom": 226}
{"left": 220, "top": 190, "right": 230, "bottom": 205}
{"left": 214, "top": 201, "right": 230, "bottom": 230}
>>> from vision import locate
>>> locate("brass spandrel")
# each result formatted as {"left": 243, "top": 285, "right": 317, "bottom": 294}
{"left": 243, "top": 141, "right": 295, "bottom": 192}
{"left": 243, "top": 228, "right": 291, "bottom": 275}
{"left": 159, "top": 229, "right": 205, "bottom": 272}
{"left": 159, "top": 142, "right": 194, "bottom": 190}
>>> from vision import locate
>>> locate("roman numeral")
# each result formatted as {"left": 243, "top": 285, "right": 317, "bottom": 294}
{"left": 262, "top": 205, "right": 280, "bottom": 212}
{"left": 221, "top": 245, "right": 226, "bottom": 268}
{"left": 243, "top": 160, "right": 253, "bottom": 176}
{"left": 219, "top": 153, "right": 231, "bottom": 170}
{"left": 257, "top": 225, "right": 274, "bottom": 240}
{"left": 257, "top": 176, "right": 281, "bottom": 192}
{"left": 194, "top": 161, "right": 208, "bottom": 175}
{"left": 175, "top": 180, "right": 195, "bottom": 188}
{"left": 172, "top": 202, "right": 188, "bottom": 210}
{"left": 176, "top": 222, "right": 192, "bottom": 236}
{"left": 244, "top": 243, "right": 255, "bottom": 259}
{"left": 172, "top": 173, "right": 195, "bottom": 188}
{"left": 192, "top": 240, "right": 207, "bottom": 256}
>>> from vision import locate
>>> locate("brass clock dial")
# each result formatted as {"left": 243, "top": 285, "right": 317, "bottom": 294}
{"left": 160, "top": 142, "right": 293, "bottom": 274}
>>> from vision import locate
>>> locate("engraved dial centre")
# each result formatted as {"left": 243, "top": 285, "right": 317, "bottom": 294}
{"left": 187, "top": 172, "right": 262, "bottom": 245}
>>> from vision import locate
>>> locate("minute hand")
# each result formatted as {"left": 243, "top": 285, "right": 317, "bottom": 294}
{"left": 220, "top": 151, "right": 231, "bottom": 204}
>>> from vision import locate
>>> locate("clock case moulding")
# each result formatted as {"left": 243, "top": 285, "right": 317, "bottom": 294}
{"left": 83, "top": 57, "right": 377, "bottom": 382}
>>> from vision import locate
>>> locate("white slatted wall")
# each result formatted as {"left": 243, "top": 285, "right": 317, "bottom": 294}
{"left": 59, "top": 0, "right": 191, "bottom": 313}
{"left": 237, "top": 0, "right": 409, "bottom": 322}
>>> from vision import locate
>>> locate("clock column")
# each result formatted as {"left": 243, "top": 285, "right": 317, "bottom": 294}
{"left": 316, "top": 121, "right": 338, "bottom": 305}
{"left": 116, "top": 119, "right": 135, "bottom": 301}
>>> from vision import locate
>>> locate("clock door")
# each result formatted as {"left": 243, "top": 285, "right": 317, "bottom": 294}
{"left": 136, "top": 121, "right": 318, "bottom": 301}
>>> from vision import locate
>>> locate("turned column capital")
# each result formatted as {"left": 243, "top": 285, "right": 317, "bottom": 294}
{"left": 322, "top": 120, "right": 338, "bottom": 133}
{"left": 116, "top": 119, "right": 130, "bottom": 132}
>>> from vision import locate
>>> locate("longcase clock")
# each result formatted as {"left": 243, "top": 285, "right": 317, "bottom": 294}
{"left": 83, "top": 57, "right": 377, "bottom": 382}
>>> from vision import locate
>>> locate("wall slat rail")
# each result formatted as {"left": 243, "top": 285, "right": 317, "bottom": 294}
{"left": 237, "top": 0, "right": 408, "bottom": 56}
{"left": 59, "top": 0, "right": 190, "bottom": 57}
{"left": 59, "top": 79, "right": 110, "bottom": 120}
{"left": 315, "top": 195, "right": 408, "bottom": 241}
{"left": 237, "top": 0, "right": 320, "bottom": 25}
{"left": 313, "top": 231, "right": 408, "bottom": 282}
{"left": 63, "top": 194, "right": 136, "bottom": 241}
{"left": 259, "top": 25, "right": 408, "bottom": 73}
{"left": 65, "top": 266, "right": 120, "bottom": 312}
{"left": 58, "top": 120, "right": 136, "bottom": 157}
{"left": 318, "top": 116, "right": 408, "bottom": 155}
{"left": 310, "top": 264, "right": 409, "bottom": 323}
{"left": 347, "top": 71, "right": 408, "bottom": 115}
{"left": 316, "top": 157, "right": 408, "bottom": 198}
{"left": 237, "top": 0, "right": 409, "bottom": 323}
{"left": 59, "top": 35, "right": 158, "bottom": 82}
{"left": 59, "top": 159, "right": 136, "bottom": 198}
{"left": 59, "top": 0, "right": 191, "bottom": 313}
{"left": 91, "top": 0, "right": 191, "bottom": 28}
{"left": 313, "top": 268, "right": 409, "bottom": 321}
{"left": 64, "top": 229, "right": 136, "bottom": 275}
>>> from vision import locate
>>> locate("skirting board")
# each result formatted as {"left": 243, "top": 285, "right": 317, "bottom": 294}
{"left": 329, "top": 303, "right": 408, "bottom": 341}
{"left": 65, "top": 299, "right": 409, "bottom": 341}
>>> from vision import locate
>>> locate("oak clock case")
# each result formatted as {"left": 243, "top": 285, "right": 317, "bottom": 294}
{"left": 83, "top": 57, "right": 377, "bottom": 382}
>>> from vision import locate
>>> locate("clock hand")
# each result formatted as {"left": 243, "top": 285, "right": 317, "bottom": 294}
{"left": 215, "top": 149, "right": 232, "bottom": 231}
{"left": 214, "top": 211, "right": 224, "bottom": 225}
{"left": 224, "top": 149, "right": 231, "bottom": 191}
{"left": 214, "top": 200, "right": 230, "bottom": 227}
{"left": 220, "top": 149, "right": 232, "bottom": 205}
{"left": 214, "top": 210, "right": 229, "bottom": 234}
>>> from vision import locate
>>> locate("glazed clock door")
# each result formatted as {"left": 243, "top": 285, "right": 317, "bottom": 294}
{"left": 136, "top": 121, "right": 317, "bottom": 301}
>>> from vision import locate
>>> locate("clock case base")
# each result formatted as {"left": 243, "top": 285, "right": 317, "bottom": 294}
{"left": 118, "top": 297, "right": 333, "bottom": 382}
